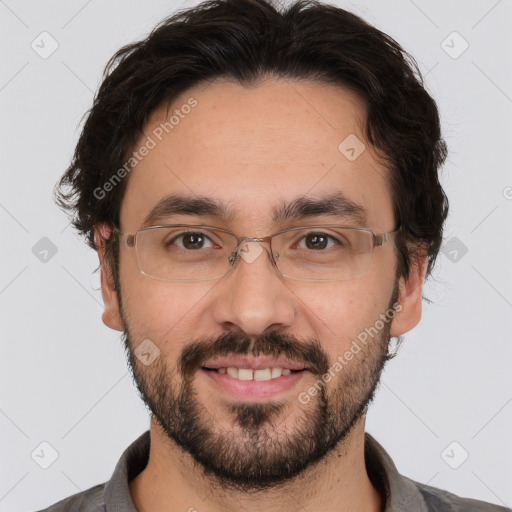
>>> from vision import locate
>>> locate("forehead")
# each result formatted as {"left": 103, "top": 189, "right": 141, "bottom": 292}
{"left": 120, "top": 78, "right": 394, "bottom": 233}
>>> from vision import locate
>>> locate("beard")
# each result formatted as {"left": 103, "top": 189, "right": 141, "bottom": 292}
{"left": 119, "top": 282, "right": 400, "bottom": 492}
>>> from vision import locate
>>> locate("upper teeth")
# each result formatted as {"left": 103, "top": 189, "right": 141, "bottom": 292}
{"left": 216, "top": 367, "right": 292, "bottom": 380}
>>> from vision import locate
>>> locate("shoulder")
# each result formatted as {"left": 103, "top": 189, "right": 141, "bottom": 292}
{"left": 34, "top": 482, "right": 107, "bottom": 512}
{"left": 410, "top": 477, "right": 510, "bottom": 512}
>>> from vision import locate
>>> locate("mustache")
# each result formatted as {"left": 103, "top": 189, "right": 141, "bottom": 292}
{"left": 178, "top": 330, "right": 330, "bottom": 379}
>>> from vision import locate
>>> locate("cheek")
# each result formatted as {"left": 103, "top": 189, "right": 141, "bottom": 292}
{"left": 296, "top": 277, "right": 393, "bottom": 356}
{"left": 119, "top": 275, "right": 217, "bottom": 355}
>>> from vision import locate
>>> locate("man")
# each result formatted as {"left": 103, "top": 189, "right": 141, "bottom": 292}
{"left": 38, "top": 0, "right": 508, "bottom": 510}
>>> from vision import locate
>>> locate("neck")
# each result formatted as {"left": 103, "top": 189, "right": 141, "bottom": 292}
{"left": 129, "top": 415, "right": 384, "bottom": 512}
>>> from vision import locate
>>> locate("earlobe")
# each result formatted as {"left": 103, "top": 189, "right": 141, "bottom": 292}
{"left": 95, "top": 224, "right": 124, "bottom": 332}
{"left": 390, "top": 251, "right": 428, "bottom": 337}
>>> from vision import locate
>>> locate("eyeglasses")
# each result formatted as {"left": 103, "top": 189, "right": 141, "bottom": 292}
{"left": 112, "top": 223, "right": 400, "bottom": 283}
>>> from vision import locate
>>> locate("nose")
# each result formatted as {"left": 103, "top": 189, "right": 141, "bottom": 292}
{"left": 210, "top": 240, "right": 297, "bottom": 336}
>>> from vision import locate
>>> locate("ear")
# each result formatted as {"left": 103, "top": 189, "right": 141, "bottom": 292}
{"left": 390, "top": 247, "right": 428, "bottom": 337}
{"left": 94, "top": 223, "right": 124, "bottom": 332}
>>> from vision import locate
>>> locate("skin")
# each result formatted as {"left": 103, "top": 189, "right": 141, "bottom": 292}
{"left": 95, "top": 78, "right": 427, "bottom": 512}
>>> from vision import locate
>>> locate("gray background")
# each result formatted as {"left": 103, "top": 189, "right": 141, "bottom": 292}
{"left": 1, "top": 0, "right": 511, "bottom": 510}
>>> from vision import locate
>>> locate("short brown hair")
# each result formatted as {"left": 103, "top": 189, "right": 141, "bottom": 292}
{"left": 55, "top": 0, "right": 449, "bottom": 288}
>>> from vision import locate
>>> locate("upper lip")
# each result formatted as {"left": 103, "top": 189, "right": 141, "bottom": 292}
{"left": 202, "top": 356, "right": 307, "bottom": 371}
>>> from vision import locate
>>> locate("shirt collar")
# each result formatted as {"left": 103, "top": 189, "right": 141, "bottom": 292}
{"left": 364, "top": 432, "right": 428, "bottom": 511}
{"left": 104, "top": 430, "right": 427, "bottom": 512}
{"left": 104, "top": 430, "right": 150, "bottom": 512}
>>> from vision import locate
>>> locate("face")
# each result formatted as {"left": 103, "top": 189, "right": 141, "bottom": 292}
{"left": 97, "top": 78, "right": 425, "bottom": 491}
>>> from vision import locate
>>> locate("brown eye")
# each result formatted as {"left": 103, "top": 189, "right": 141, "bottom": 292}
{"left": 182, "top": 233, "right": 206, "bottom": 249}
{"left": 299, "top": 232, "right": 338, "bottom": 250}
{"left": 168, "top": 232, "right": 213, "bottom": 250}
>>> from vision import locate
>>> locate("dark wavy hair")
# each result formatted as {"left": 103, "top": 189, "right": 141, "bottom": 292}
{"left": 55, "top": 0, "right": 448, "bottom": 290}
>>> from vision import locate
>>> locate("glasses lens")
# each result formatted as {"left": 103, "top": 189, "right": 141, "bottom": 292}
{"left": 132, "top": 225, "right": 374, "bottom": 282}
{"left": 273, "top": 226, "right": 373, "bottom": 281}
{"left": 135, "top": 226, "right": 236, "bottom": 281}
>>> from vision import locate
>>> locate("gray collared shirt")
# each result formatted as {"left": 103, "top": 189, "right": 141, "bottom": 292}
{"left": 36, "top": 430, "right": 510, "bottom": 511}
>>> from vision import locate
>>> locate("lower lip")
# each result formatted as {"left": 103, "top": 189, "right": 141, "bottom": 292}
{"left": 200, "top": 368, "right": 308, "bottom": 401}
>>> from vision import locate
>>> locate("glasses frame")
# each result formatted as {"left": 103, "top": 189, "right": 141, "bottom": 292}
{"left": 112, "top": 223, "right": 401, "bottom": 283}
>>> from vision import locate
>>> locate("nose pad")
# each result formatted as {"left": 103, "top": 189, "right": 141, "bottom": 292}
{"left": 229, "top": 239, "right": 279, "bottom": 269}
{"left": 237, "top": 240, "right": 265, "bottom": 264}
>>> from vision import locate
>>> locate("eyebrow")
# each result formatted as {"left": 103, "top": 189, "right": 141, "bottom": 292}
{"left": 141, "top": 191, "right": 367, "bottom": 228}
{"left": 272, "top": 192, "right": 367, "bottom": 225}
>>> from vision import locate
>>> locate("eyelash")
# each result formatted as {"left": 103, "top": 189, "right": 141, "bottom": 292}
{"left": 168, "top": 231, "right": 343, "bottom": 250}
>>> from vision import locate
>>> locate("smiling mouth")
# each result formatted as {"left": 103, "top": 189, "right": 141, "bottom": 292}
{"left": 202, "top": 367, "right": 306, "bottom": 381}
